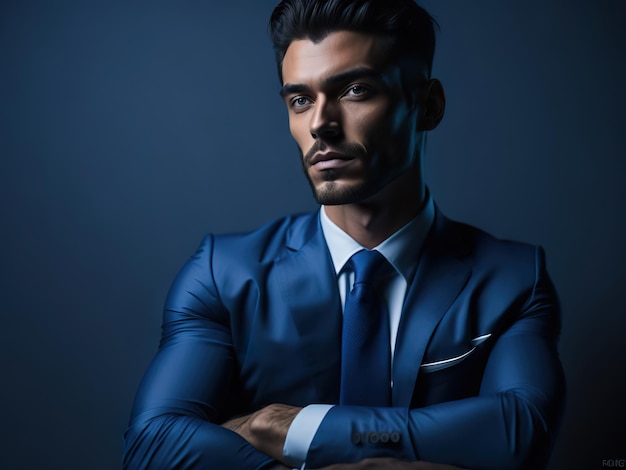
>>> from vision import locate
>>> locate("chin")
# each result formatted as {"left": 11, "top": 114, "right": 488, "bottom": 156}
{"left": 312, "top": 180, "right": 377, "bottom": 205}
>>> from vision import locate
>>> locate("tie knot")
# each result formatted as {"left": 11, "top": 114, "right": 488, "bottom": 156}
{"left": 349, "top": 249, "right": 391, "bottom": 285}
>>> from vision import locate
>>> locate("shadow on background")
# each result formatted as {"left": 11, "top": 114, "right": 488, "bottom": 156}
{"left": 1, "top": 1, "right": 624, "bottom": 468}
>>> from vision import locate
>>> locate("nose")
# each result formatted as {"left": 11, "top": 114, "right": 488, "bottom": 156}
{"left": 310, "top": 97, "right": 342, "bottom": 141}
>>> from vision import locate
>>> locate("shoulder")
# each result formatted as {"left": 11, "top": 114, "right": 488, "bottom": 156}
{"left": 181, "top": 211, "right": 320, "bottom": 285}
{"left": 208, "top": 210, "right": 319, "bottom": 261}
{"left": 435, "top": 212, "right": 552, "bottom": 303}
{"left": 163, "top": 211, "right": 319, "bottom": 315}
{"left": 440, "top": 213, "right": 544, "bottom": 270}
{"left": 436, "top": 212, "right": 559, "bottom": 333}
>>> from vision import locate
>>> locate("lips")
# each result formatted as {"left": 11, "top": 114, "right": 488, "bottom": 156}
{"left": 309, "top": 151, "right": 352, "bottom": 165}
{"left": 308, "top": 152, "right": 355, "bottom": 171}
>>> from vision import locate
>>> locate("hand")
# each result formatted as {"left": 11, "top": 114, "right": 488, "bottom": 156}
{"left": 223, "top": 412, "right": 468, "bottom": 470}
{"left": 221, "top": 403, "right": 301, "bottom": 462}
{"left": 316, "top": 458, "right": 467, "bottom": 470}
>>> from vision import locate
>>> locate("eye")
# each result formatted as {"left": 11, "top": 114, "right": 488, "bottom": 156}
{"left": 345, "top": 85, "right": 369, "bottom": 98}
{"left": 290, "top": 96, "right": 312, "bottom": 110}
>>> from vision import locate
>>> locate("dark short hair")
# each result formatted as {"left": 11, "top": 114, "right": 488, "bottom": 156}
{"left": 269, "top": 0, "right": 438, "bottom": 84}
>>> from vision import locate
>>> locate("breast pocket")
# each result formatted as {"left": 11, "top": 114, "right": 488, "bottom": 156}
{"left": 412, "top": 334, "right": 492, "bottom": 406}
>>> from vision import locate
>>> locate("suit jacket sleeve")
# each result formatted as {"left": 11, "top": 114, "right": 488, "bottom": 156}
{"left": 122, "top": 235, "right": 274, "bottom": 470}
{"left": 306, "top": 246, "right": 565, "bottom": 470}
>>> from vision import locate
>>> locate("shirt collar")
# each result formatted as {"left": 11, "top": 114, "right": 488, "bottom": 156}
{"left": 320, "top": 191, "right": 435, "bottom": 283}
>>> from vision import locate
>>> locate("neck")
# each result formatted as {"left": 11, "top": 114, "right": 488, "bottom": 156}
{"left": 324, "top": 170, "right": 426, "bottom": 249}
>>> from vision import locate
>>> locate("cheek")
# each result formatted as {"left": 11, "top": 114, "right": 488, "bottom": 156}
{"left": 343, "top": 106, "right": 386, "bottom": 141}
{"left": 356, "top": 105, "right": 417, "bottom": 168}
{"left": 347, "top": 105, "right": 403, "bottom": 150}
{"left": 289, "top": 118, "right": 313, "bottom": 152}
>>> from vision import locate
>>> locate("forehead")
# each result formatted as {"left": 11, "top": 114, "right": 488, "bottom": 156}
{"left": 281, "top": 31, "right": 392, "bottom": 86}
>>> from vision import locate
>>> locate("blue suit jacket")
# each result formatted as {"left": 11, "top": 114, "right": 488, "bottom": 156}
{"left": 123, "top": 209, "right": 565, "bottom": 470}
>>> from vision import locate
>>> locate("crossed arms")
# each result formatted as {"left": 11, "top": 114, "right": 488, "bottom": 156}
{"left": 122, "top": 234, "right": 565, "bottom": 470}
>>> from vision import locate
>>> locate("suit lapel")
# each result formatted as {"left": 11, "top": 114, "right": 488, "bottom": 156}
{"left": 275, "top": 212, "right": 343, "bottom": 402}
{"left": 392, "top": 211, "right": 472, "bottom": 407}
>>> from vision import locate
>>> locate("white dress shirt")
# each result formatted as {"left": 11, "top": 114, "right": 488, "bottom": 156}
{"left": 282, "top": 195, "right": 435, "bottom": 469}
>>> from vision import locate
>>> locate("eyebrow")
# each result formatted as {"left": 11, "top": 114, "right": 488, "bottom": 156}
{"left": 279, "top": 67, "right": 384, "bottom": 98}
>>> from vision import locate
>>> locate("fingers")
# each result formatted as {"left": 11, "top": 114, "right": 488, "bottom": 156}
{"left": 221, "top": 413, "right": 253, "bottom": 433}
{"left": 316, "top": 458, "right": 467, "bottom": 469}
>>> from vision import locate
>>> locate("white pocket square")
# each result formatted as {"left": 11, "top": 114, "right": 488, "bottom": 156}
{"left": 420, "top": 334, "right": 492, "bottom": 373}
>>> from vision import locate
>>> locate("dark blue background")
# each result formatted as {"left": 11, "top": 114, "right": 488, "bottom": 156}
{"left": 1, "top": 1, "right": 624, "bottom": 468}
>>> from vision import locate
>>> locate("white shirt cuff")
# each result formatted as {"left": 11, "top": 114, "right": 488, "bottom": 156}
{"left": 282, "top": 404, "right": 334, "bottom": 468}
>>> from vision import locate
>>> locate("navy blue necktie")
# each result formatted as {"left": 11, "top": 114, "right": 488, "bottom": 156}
{"left": 340, "top": 249, "right": 392, "bottom": 406}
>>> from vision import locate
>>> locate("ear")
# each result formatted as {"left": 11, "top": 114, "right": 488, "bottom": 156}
{"left": 417, "top": 79, "right": 446, "bottom": 131}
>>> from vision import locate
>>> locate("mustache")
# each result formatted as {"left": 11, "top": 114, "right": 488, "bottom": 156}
{"left": 303, "top": 141, "right": 367, "bottom": 165}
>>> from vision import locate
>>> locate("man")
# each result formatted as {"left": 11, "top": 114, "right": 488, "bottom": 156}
{"left": 122, "top": 1, "right": 565, "bottom": 469}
